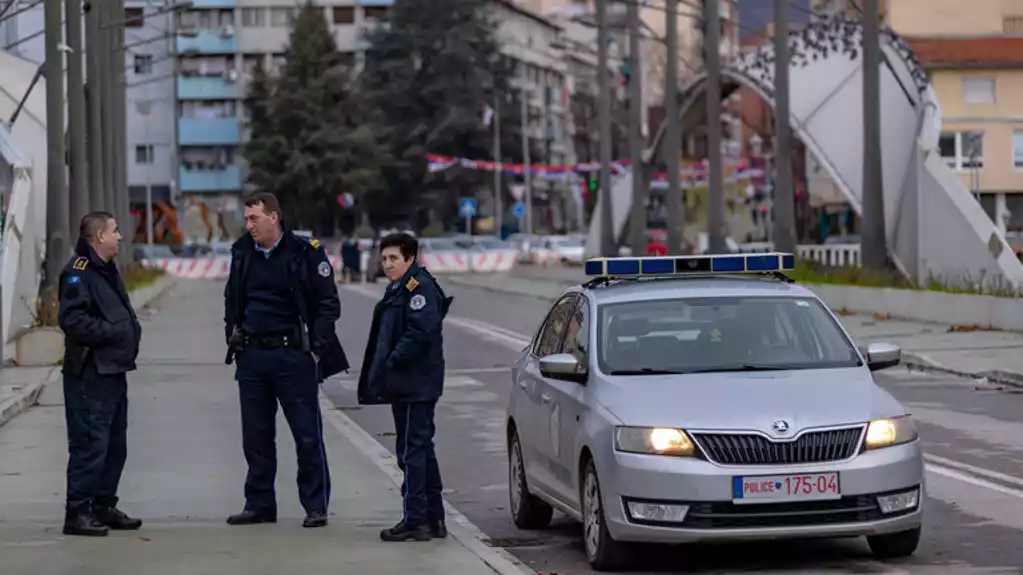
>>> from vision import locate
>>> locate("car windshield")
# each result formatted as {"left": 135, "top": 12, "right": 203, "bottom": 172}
{"left": 597, "top": 296, "right": 862, "bottom": 375}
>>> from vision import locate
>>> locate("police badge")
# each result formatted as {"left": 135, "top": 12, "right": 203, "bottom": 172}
{"left": 317, "top": 261, "right": 331, "bottom": 277}
{"left": 409, "top": 294, "right": 426, "bottom": 310}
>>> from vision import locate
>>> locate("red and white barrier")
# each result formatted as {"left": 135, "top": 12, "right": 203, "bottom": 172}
{"left": 530, "top": 249, "right": 560, "bottom": 267}
{"left": 419, "top": 252, "right": 471, "bottom": 273}
{"left": 469, "top": 250, "right": 518, "bottom": 272}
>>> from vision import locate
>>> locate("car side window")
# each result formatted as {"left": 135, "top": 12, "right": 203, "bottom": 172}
{"left": 534, "top": 296, "right": 577, "bottom": 358}
{"left": 559, "top": 297, "right": 590, "bottom": 373}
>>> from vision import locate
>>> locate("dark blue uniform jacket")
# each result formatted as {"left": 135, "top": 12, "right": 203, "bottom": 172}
{"left": 58, "top": 238, "right": 142, "bottom": 375}
{"left": 224, "top": 227, "right": 349, "bottom": 382}
{"left": 357, "top": 265, "right": 453, "bottom": 405}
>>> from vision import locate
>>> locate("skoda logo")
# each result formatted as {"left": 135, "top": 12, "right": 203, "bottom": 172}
{"left": 772, "top": 420, "right": 790, "bottom": 434}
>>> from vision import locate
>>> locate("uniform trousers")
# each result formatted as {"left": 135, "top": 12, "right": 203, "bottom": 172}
{"left": 391, "top": 401, "right": 444, "bottom": 526}
{"left": 63, "top": 371, "right": 129, "bottom": 511}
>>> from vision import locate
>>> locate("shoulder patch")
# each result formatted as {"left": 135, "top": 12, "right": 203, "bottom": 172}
{"left": 67, "top": 274, "right": 82, "bottom": 285}
{"left": 308, "top": 238, "right": 321, "bottom": 248}
{"left": 71, "top": 257, "right": 88, "bottom": 271}
{"left": 405, "top": 277, "right": 420, "bottom": 292}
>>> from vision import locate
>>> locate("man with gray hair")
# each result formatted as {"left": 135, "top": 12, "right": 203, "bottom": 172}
{"left": 58, "top": 211, "right": 143, "bottom": 537}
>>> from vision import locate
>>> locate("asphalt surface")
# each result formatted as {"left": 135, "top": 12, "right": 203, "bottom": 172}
{"left": 324, "top": 278, "right": 1023, "bottom": 575}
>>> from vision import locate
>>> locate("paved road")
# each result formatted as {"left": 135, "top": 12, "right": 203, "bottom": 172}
{"left": 325, "top": 278, "right": 1023, "bottom": 575}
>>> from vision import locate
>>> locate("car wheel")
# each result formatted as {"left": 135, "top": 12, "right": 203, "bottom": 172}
{"left": 581, "top": 459, "right": 630, "bottom": 571}
{"left": 508, "top": 430, "right": 553, "bottom": 529}
{"left": 867, "top": 526, "right": 921, "bottom": 559}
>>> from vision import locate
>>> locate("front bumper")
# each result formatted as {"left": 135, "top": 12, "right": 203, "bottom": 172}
{"left": 602, "top": 440, "right": 924, "bottom": 544}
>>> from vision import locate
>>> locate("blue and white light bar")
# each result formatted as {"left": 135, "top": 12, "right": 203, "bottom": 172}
{"left": 584, "top": 252, "right": 796, "bottom": 278}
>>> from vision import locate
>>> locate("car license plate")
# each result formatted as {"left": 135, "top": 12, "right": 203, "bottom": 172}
{"left": 732, "top": 472, "right": 840, "bottom": 504}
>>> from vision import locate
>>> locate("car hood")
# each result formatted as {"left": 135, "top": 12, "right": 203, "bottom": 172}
{"left": 595, "top": 368, "right": 906, "bottom": 435}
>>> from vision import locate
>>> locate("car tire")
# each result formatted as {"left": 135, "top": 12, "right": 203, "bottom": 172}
{"left": 867, "top": 526, "right": 921, "bottom": 559}
{"left": 508, "top": 431, "right": 553, "bottom": 529}
{"left": 581, "top": 459, "right": 630, "bottom": 571}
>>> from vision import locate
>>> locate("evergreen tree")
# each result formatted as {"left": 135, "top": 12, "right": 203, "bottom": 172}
{"left": 241, "top": 59, "right": 287, "bottom": 196}
{"left": 247, "top": 0, "right": 387, "bottom": 232}
{"left": 359, "top": 0, "right": 537, "bottom": 228}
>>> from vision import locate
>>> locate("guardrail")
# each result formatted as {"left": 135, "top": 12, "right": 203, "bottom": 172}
{"left": 736, "top": 242, "right": 861, "bottom": 268}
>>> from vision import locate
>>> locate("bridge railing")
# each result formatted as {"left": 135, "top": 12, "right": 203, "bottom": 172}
{"left": 736, "top": 242, "right": 862, "bottom": 268}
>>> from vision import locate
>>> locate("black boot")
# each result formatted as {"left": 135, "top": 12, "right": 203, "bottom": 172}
{"left": 430, "top": 519, "right": 447, "bottom": 539}
{"left": 302, "top": 511, "right": 328, "bottom": 528}
{"left": 95, "top": 505, "right": 143, "bottom": 530}
{"left": 63, "top": 504, "right": 109, "bottom": 537}
{"left": 226, "top": 509, "right": 277, "bottom": 525}
{"left": 380, "top": 520, "right": 432, "bottom": 542}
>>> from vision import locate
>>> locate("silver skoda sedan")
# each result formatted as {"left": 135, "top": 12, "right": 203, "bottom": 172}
{"left": 504, "top": 256, "right": 924, "bottom": 571}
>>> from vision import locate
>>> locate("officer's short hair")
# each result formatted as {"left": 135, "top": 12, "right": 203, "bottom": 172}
{"left": 379, "top": 232, "right": 418, "bottom": 261}
{"left": 243, "top": 192, "right": 282, "bottom": 217}
{"left": 80, "top": 211, "right": 115, "bottom": 240}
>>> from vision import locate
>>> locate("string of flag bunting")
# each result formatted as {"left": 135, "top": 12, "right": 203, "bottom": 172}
{"left": 425, "top": 154, "right": 765, "bottom": 189}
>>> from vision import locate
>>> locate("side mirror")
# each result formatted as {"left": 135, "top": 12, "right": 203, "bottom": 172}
{"left": 866, "top": 342, "right": 901, "bottom": 371}
{"left": 539, "top": 353, "right": 587, "bottom": 383}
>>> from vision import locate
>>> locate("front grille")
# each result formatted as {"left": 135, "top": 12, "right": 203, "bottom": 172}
{"left": 692, "top": 427, "right": 864, "bottom": 465}
{"left": 681, "top": 495, "right": 890, "bottom": 529}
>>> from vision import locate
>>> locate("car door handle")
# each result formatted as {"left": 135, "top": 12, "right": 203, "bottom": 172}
{"left": 541, "top": 393, "right": 552, "bottom": 404}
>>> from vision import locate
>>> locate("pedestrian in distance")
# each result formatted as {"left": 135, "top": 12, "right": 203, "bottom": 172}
{"left": 58, "top": 211, "right": 143, "bottom": 537}
{"left": 223, "top": 192, "right": 349, "bottom": 529}
{"left": 357, "top": 232, "right": 453, "bottom": 542}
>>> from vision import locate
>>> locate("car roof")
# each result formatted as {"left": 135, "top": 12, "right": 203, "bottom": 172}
{"left": 569, "top": 275, "right": 820, "bottom": 305}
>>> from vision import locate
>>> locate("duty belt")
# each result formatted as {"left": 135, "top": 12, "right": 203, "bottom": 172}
{"left": 244, "top": 333, "right": 301, "bottom": 349}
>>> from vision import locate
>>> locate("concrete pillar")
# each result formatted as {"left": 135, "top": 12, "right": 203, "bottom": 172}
{"left": 995, "top": 192, "right": 1009, "bottom": 235}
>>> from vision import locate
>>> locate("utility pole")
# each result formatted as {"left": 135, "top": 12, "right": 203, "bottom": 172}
{"left": 67, "top": 0, "right": 88, "bottom": 231}
{"left": 519, "top": 81, "right": 533, "bottom": 235}
{"left": 704, "top": 0, "right": 725, "bottom": 254}
{"left": 493, "top": 98, "right": 502, "bottom": 238}
{"left": 664, "top": 0, "right": 682, "bottom": 254}
{"left": 113, "top": 0, "right": 132, "bottom": 261}
{"left": 596, "top": 0, "right": 614, "bottom": 256}
{"left": 43, "top": 0, "right": 68, "bottom": 291}
{"left": 627, "top": 0, "right": 647, "bottom": 256}
{"left": 99, "top": 0, "right": 116, "bottom": 213}
{"left": 85, "top": 0, "right": 105, "bottom": 212}
{"left": 861, "top": 0, "right": 886, "bottom": 268}
{"left": 772, "top": 0, "right": 796, "bottom": 253}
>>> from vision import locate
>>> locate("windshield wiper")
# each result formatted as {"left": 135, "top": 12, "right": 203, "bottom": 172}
{"left": 686, "top": 364, "right": 788, "bottom": 374}
{"left": 609, "top": 368, "right": 685, "bottom": 376}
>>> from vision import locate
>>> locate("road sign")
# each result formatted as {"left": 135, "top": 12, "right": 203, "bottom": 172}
{"left": 459, "top": 198, "right": 477, "bottom": 218}
{"left": 512, "top": 202, "right": 526, "bottom": 219}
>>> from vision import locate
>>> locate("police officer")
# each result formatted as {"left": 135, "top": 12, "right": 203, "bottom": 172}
{"left": 223, "top": 192, "right": 348, "bottom": 528}
{"left": 58, "top": 211, "right": 143, "bottom": 537}
{"left": 358, "top": 232, "right": 453, "bottom": 542}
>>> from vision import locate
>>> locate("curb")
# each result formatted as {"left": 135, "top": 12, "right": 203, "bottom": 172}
{"left": 318, "top": 392, "right": 536, "bottom": 575}
{"left": 901, "top": 352, "right": 1023, "bottom": 389}
{"left": 131, "top": 275, "right": 179, "bottom": 311}
{"left": 0, "top": 367, "right": 59, "bottom": 429}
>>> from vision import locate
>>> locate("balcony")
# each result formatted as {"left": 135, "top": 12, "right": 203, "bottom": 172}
{"left": 176, "top": 28, "right": 237, "bottom": 55}
{"left": 177, "top": 74, "right": 242, "bottom": 100}
{"left": 178, "top": 117, "right": 240, "bottom": 146}
{"left": 179, "top": 165, "right": 243, "bottom": 192}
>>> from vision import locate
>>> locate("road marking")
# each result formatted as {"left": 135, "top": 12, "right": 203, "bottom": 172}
{"left": 331, "top": 366, "right": 510, "bottom": 380}
{"left": 318, "top": 391, "right": 536, "bottom": 575}
{"left": 925, "top": 463, "right": 1023, "bottom": 501}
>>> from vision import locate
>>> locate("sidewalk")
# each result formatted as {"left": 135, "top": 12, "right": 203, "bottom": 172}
{"left": 448, "top": 269, "right": 1023, "bottom": 387}
{"left": 0, "top": 280, "right": 530, "bottom": 575}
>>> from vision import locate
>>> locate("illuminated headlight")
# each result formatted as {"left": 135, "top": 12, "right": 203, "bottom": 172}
{"left": 626, "top": 501, "right": 689, "bottom": 523}
{"left": 614, "top": 427, "right": 695, "bottom": 457}
{"left": 876, "top": 488, "right": 919, "bottom": 514}
{"left": 864, "top": 415, "right": 918, "bottom": 450}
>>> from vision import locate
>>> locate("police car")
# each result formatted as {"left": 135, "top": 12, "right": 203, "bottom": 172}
{"left": 504, "top": 253, "right": 923, "bottom": 571}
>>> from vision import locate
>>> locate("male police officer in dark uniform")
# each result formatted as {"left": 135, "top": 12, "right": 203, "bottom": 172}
{"left": 58, "top": 211, "right": 143, "bottom": 537}
{"left": 223, "top": 192, "right": 348, "bottom": 528}
{"left": 358, "top": 232, "right": 453, "bottom": 542}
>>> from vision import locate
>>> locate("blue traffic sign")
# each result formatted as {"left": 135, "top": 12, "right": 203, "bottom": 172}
{"left": 512, "top": 202, "right": 526, "bottom": 219}
{"left": 459, "top": 198, "right": 478, "bottom": 217}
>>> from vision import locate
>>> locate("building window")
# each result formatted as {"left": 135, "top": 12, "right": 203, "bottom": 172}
{"left": 1003, "top": 15, "right": 1023, "bottom": 33}
{"left": 133, "top": 54, "right": 153, "bottom": 75}
{"left": 1013, "top": 130, "right": 1023, "bottom": 170}
{"left": 124, "top": 7, "right": 144, "bottom": 28}
{"left": 332, "top": 6, "right": 354, "bottom": 24}
{"left": 962, "top": 77, "right": 995, "bottom": 104}
{"left": 939, "top": 131, "right": 984, "bottom": 170}
{"left": 270, "top": 7, "right": 292, "bottom": 27}
{"left": 135, "top": 145, "right": 154, "bottom": 164}
{"left": 241, "top": 8, "right": 264, "bottom": 27}
{"left": 363, "top": 6, "right": 390, "bottom": 21}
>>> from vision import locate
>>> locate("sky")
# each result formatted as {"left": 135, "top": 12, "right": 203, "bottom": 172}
{"left": 738, "top": 0, "right": 813, "bottom": 38}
